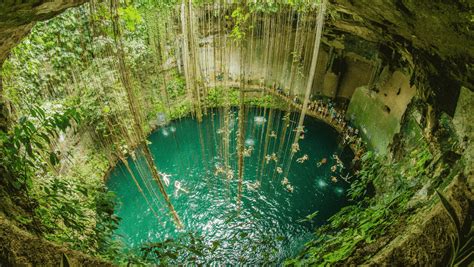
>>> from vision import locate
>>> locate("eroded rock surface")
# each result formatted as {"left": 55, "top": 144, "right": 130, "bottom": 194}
{"left": 0, "top": 0, "right": 87, "bottom": 64}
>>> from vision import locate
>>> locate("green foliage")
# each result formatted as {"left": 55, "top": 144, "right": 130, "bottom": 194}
{"left": 140, "top": 230, "right": 284, "bottom": 264}
{"left": 141, "top": 232, "right": 209, "bottom": 264}
{"left": 166, "top": 74, "right": 187, "bottom": 99}
{"left": 204, "top": 86, "right": 238, "bottom": 107}
{"left": 0, "top": 102, "right": 123, "bottom": 260}
{"left": 205, "top": 86, "right": 284, "bottom": 109}
{"left": 118, "top": 5, "right": 143, "bottom": 31}
{"left": 248, "top": 2, "right": 280, "bottom": 13}
{"left": 244, "top": 94, "right": 286, "bottom": 109}
{"left": 287, "top": 0, "right": 321, "bottom": 12}
{"left": 0, "top": 104, "right": 79, "bottom": 191}
{"left": 230, "top": 7, "right": 250, "bottom": 41}
{"left": 168, "top": 100, "right": 193, "bottom": 120}
{"left": 297, "top": 211, "right": 319, "bottom": 223}
{"left": 286, "top": 148, "right": 433, "bottom": 265}
{"left": 33, "top": 150, "right": 123, "bottom": 261}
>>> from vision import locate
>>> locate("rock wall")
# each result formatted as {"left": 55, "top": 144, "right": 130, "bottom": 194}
{"left": 0, "top": 215, "right": 112, "bottom": 266}
{"left": 453, "top": 87, "right": 474, "bottom": 176}
{"left": 327, "top": 0, "right": 473, "bottom": 116}
{"left": 346, "top": 70, "right": 415, "bottom": 154}
{"left": 0, "top": 0, "right": 87, "bottom": 64}
{"left": 368, "top": 174, "right": 473, "bottom": 266}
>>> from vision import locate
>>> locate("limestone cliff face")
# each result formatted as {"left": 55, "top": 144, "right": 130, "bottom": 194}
{"left": 327, "top": 0, "right": 473, "bottom": 115}
{"left": 0, "top": 0, "right": 474, "bottom": 126}
{"left": 0, "top": 0, "right": 87, "bottom": 64}
{"left": 0, "top": 0, "right": 471, "bottom": 123}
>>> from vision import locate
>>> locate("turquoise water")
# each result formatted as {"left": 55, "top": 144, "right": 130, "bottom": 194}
{"left": 106, "top": 108, "right": 354, "bottom": 264}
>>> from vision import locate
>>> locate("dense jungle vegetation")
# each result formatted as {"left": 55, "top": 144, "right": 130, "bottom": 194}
{"left": 0, "top": 0, "right": 471, "bottom": 265}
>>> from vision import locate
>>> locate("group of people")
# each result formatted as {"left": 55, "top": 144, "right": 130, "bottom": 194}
{"left": 159, "top": 172, "right": 188, "bottom": 197}
{"left": 214, "top": 165, "right": 235, "bottom": 180}
{"left": 271, "top": 87, "right": 365, "bottom": 155}
{"left": 265, "top": 153, "right": 279, "bottom": 164}
{"left": 281, "top": 177, "right": 294, "bottom": 193}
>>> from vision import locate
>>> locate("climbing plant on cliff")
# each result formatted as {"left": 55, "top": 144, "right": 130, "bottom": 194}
{"left": 286, "top": 148, "right": 436, "bottom": 265}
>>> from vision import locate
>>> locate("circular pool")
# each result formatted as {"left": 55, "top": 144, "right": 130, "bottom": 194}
{"left": 106, "top": 108, "right": 354, "bottom": 264}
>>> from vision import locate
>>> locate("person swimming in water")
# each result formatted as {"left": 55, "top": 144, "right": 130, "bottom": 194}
{"left": 340, "top": 173, "right": 352, "bottom": 183}
{"left": 293, "top": 126, "right": 306, "bottom": 140}
{"left": 316, "top": 157, "right": 328, "bottom": 167}
{"left": 265, "top": 154, "right": 271, "bottom": 164}
{"left": 246, "top": 180, "right": 261, "bottom": 191}
{"left": 281, "top": 177, "right": 289, "bottom": 186}
{"left": 269, "top": 131, "right": 277, "bottom": 138}
{"left": 331, "top": 165, "right": 337, "bottom": 172}
{"left": 174, "top": 181, "right": 189, "bottom": 197}
{"left": 286, "top": 184, "right": 294, "bottom": 193}
{"left": 276, "top": 166, "right": 283, "bottom": 174}
{"left": 243, "top": 146, "right": 254, "bottom": 157}
{"left": 227, "top": 169, "right": 234, "bottom": 180}
{"left": 296, "top": 154, "right": 309, "bottom": 163}
{"left": 271, "top": 153, "right": 278, "bottom": 162}
{"left": 332, "top": 154, "right": 344, "bottom": 169}
{"left": 214, "top": 165, "right": 225, "bottom": 176}
{"left": 291, "top": 143, "right": 300, "bottom": 153}
{"left": 331, "top": 176, "right": 338, "bottom": 183}
{"left": 159, "top": 172, "right": 171, "bottom": 187}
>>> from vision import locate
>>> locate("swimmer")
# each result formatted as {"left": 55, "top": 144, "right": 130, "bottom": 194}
{"left": 340, "top": 173, "right": 352, "bottom": 183}
{"left": 337, "top": 161, "right": 344, "bottom": 169}
{"left": 296, "top": 154, "right": 309, "bottom": 163}
{"left": 265, "top": 154, "right": 271, "bottom": 164}
{"left": 331, "top": 176, "right": 338, "bottom": 183}
{"left": 243, "top": 146, "right": 254, "bottom": 157}
{"left": 331, "top": 165, "right": 337, "bottom": 172}
{"left": 286, "top": 184, "right": 294, "bottom": 193}
{"left": 293, "top": 126, "right": 306, "bottom": 138}
{"left": 271, "top": 153, "right": 278, "bottom": 163}
{"left": 214, "top": 165, "right": 225, "bottom": 176}
{"left": 291, "top": 143, "right": 300, "bottom": 153}
{"left": 159, "top": 172, "right": 171, "bottom": 187}
{"left": 130, "top": 151, "right": 137, "bottom": 161}
{"left": 269, "top": 131, "right": 277, "bottom": 138}
{"left": 276, "top": 167, "right": 283, "bottom": 174}
{"left": 246, "top": 180, "right": 261, "bottom": 191}
{"left": 316, "top": 157, "right": 327, "bottom": 167}
{"left": 227, "top": 169, "right": 234, "bottom": 180}
{"left": 281, "top": 177, "right": 289, "bottom": 186}
{"left": 299, "top": 132, "right": 305, "bottom": 140}
{"left": 332, "top": 154, "right": 344, "bottom": 169}
{"left": 174, "top": 181, "right": 189, "bottom": 197}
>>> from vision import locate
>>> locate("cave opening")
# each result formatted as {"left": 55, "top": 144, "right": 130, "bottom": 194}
{"left": 0, "top": 0, "right": 472, "bottom": 266}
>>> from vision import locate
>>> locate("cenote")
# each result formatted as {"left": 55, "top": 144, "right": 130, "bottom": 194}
{"left": 106, "top": 108, "right": 355, "bottom": 264}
